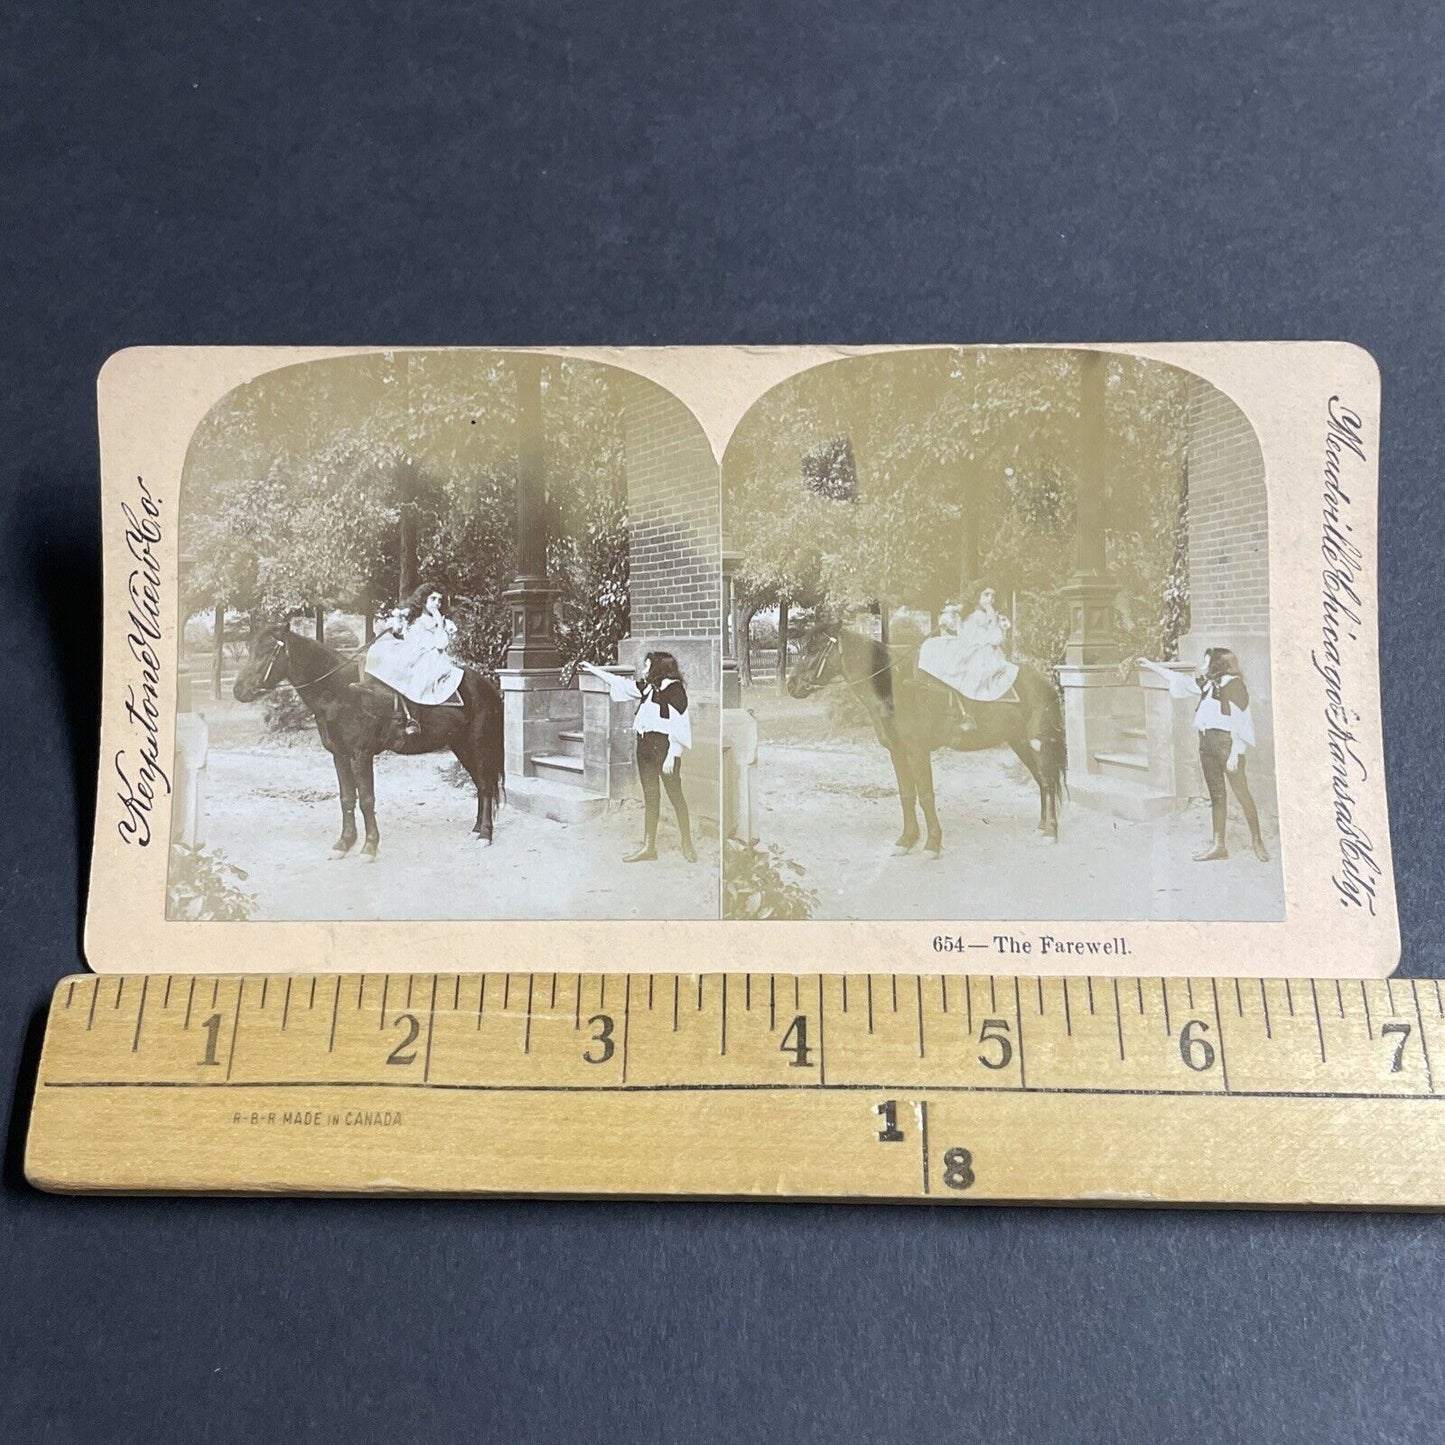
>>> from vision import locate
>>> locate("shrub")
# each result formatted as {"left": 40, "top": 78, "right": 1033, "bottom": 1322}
{"left": 723, "top": 838, "right": 817, "bottom": 920}
{"left": 824, "top": 683, "right": 871, "bottom": 731}
{"left": 167, "top": 844, "right": 256, "bottom": 921}
{"left": 261, "top": 682, "right": 313, "bottom": 733}
{"left": 324, "top": 620, "right": 362, "bottom": 653}
{"left": 449, "top": 593, "right": 511, "bottom": 672}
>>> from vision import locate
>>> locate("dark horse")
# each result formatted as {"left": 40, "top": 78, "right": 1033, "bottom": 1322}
{"left": 233, "top": 626, "right": 505, "bottom": 857}
{"left": 788, "top": 626, "right": 1066, "bottom": 856}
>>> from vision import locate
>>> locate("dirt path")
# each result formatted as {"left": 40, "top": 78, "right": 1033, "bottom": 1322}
{"left": 753, "top": 738, "right": 1284, "bottom": 922}
{"left": 200, "top": 743, "right": 718, "bottom": 922}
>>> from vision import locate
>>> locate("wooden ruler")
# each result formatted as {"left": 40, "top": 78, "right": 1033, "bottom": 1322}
{"left": 24, "top": 971, "right": 1445, "bottom": 1207}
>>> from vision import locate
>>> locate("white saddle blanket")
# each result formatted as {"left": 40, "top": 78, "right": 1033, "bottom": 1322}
{"left": 364, "top": 632, "right": 464, "bottom": 706}
{"left": 918, "top": 635, "right": 1019, "bottom": 703}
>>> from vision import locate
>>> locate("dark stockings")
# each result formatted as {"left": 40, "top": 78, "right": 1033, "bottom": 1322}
{"left": 636, "top": 731, "right": 692, "bottom": 851}
{"left": 1198, "top": 728, "right": 1266, "bottom": 858}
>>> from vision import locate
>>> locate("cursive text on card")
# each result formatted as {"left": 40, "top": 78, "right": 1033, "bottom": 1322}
{"left": 114, "top": 475, "right": 171, "bottom": 846}
{"left": 1313, "top": 398, "right": 1380, "bottom": 912}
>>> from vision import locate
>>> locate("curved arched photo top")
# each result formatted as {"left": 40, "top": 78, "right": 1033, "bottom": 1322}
{"left": 722, "top": 345, "right": 1267, "bottom": 676}
{"left": 179, "top": 348, "right": 719, "bottom": 657}
{"left": 170, "top": 348, "right": 721, "bottom": 923}
{"left": 720, "top": 345, "right": 1280, "bottom": 925}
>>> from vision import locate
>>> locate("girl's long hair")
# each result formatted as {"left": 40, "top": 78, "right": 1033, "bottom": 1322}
{"left": 1202, "top": 646, "right": 1243, "bottom": 680}
{"left": 964, "top": 579, "right": 997, "bottom": 613}
{"left": 402, "top": 581, "right": 448, "bottom": 623}
{"left": 645, "top": 650, "right": 684, "bottom": 686}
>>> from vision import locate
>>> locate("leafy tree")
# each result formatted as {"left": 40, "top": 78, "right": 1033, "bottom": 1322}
{"left": 179, "top": 352, "right": 631, "bottom": 671}
{"left": 722, "top": 348, "right": 1192, "bottom": 665}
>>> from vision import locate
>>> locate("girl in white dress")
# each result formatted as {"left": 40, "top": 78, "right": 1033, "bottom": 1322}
{"left": 919, "top": 583, "right": 1020, "bottom": 702}
{"left": 364, "top": 583, "right": 464, "bottom": 734}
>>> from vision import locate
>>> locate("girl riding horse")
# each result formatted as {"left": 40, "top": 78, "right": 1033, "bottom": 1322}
{"left": 364, "top": 582, "right": 464, "bottom": 735}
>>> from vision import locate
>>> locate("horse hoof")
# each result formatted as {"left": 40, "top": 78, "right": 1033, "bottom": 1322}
{"left": 892, "top": 843, "right": 916, "bottom": 857}
{"left": 475, "top": 834, "right": 493, "bottom": 846}
{"left": 923, "top": 847, "right": 942, "bottom": 861}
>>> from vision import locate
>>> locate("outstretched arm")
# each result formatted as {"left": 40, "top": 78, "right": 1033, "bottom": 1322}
{"left": 1139, "top": 658, "right": 1201, "bottom": 700}
{"left": 580, "top": 660, "right": 641, "bottom": 703}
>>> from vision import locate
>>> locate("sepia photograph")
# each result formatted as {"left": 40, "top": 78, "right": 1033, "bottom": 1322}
{"left": 721, "top": 347, "right": 1284, "bottom": 922}
{"left": 168, "top": 350, "right": 720, "bottom": 921}
{"left": 89, "top": 343, "right": 1391, "bottom": 975}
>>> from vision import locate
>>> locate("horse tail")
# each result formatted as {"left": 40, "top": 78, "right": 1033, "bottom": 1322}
{"left": 464, "top": 668, "right": 506, "bottom": 810}
{"left": 1040, "top": 671, "right": 1068, "bottom": 816}
{"left": 484, "top": 678, "right": 506, "bottom": 810}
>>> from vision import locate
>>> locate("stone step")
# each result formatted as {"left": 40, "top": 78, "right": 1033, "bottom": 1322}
{"left": 504, "top": 773, "right": 609, "bottom": 824}
{"left": 1093, "top": 749, "right": 1150, "bottom": 773}
{"left": 1119, "top": 725, "right": 1148, "bottom": 741}
{"left": 555, "top": 730, "right": 585, "bottom": 758}
{"left": 1068, "top": 772, "right": 1181, "bottom": 822}
{"left": 530, "top": 752, "right": 586, "bottom": 781}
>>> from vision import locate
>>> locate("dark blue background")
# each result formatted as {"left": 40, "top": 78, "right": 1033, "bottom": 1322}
{"left": 4, "top": 2, "right": 1443, "bottom": 1440}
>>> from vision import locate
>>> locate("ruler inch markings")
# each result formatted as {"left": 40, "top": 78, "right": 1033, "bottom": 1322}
{"left": 622, "top": 975, "right": 632, "bottom": 1084}
{"left": 919, "top": 1100, "right": 931, "bottom": 1195}
{"left": 29, "top": 970, "right": 1445, "bottom": 1207}
{"left": 130, "top": 977, "right": 149, "bottom": 1053}
{"left": 224, "top": 980, "right": 243, "bottom": 1081}
{"left": 1411, "top": 981, "right": 1435, "bottom": 1094}
{"left": 423, "top": 975, "right": 440, "bottom": 1082}
{"left": 1211, "top": 977, "right": 1232, "bottom": 1095}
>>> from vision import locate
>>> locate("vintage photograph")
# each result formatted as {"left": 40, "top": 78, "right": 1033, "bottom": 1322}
{"left": 89, "top": 343, "right": 1392, "bottom": 976}
{"left": 721, "top": 347, "right": 1285, "bottom": 922}
{"left": 168, "top": 350, "right": 721, "bottom": 921}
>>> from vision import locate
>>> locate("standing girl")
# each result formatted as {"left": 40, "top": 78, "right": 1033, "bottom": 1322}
{"left": 583, "top": 653, "right": 696, "bottom": 863}
{"left": 1141, "top": 648, "right": 1270, "bottom": 862}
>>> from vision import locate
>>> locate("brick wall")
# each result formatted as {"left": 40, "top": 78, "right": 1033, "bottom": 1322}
{"left": 618, "top": 374, "right": 721, "bottom": 819}
{"left": 1180, "top": 375, "right": 1274, "bottom": 778}
{"left": 1184, "top": 376, "right": 1269, "bottom": 639}
{"left": 620, "top": 376, "right": 721, "bottom": 656}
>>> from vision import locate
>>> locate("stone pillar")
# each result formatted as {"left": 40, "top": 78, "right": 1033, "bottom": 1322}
{"left": 720, "top": 550, "right": 757, "bottom": 839}
{"left": 1138, "top": 662, "right": 1204, "bottom": 798}
{"left": 722, "top": 551, "right": 741, "bottom": 708}
{"left": 502, "top": 355, "right": 562, "bottom": 672}
{"left": 498, "top": 355, "right": 574, "bottom": 806}
{"left": 172, "top": 680, "right": 210, "bottom": 847}
{"left": 578, "top": 665, "right": 641, "bottom": 799}
{"left": 1059, "top": 350, "right": 1119, "bottom": 666}
{"left": 1056, "top": 352, "right": 1133, "bottom": 811}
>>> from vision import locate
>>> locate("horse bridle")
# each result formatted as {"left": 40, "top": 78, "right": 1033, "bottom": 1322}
{"left": 255, "top": 633, "right": 364, "bottom": 692}
{"left": 804, "top": 633, "right": 894, "bottom": 691}
{"left": 256, "top": 636, "right": 286, "bottom": 690}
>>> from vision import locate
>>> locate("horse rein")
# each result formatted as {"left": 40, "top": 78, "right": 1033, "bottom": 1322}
{"left": 807, "top": 633, "right": 895, "bottom": 692}
{"left": 259, "top": 634, "right": 367, "bottom": 692}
